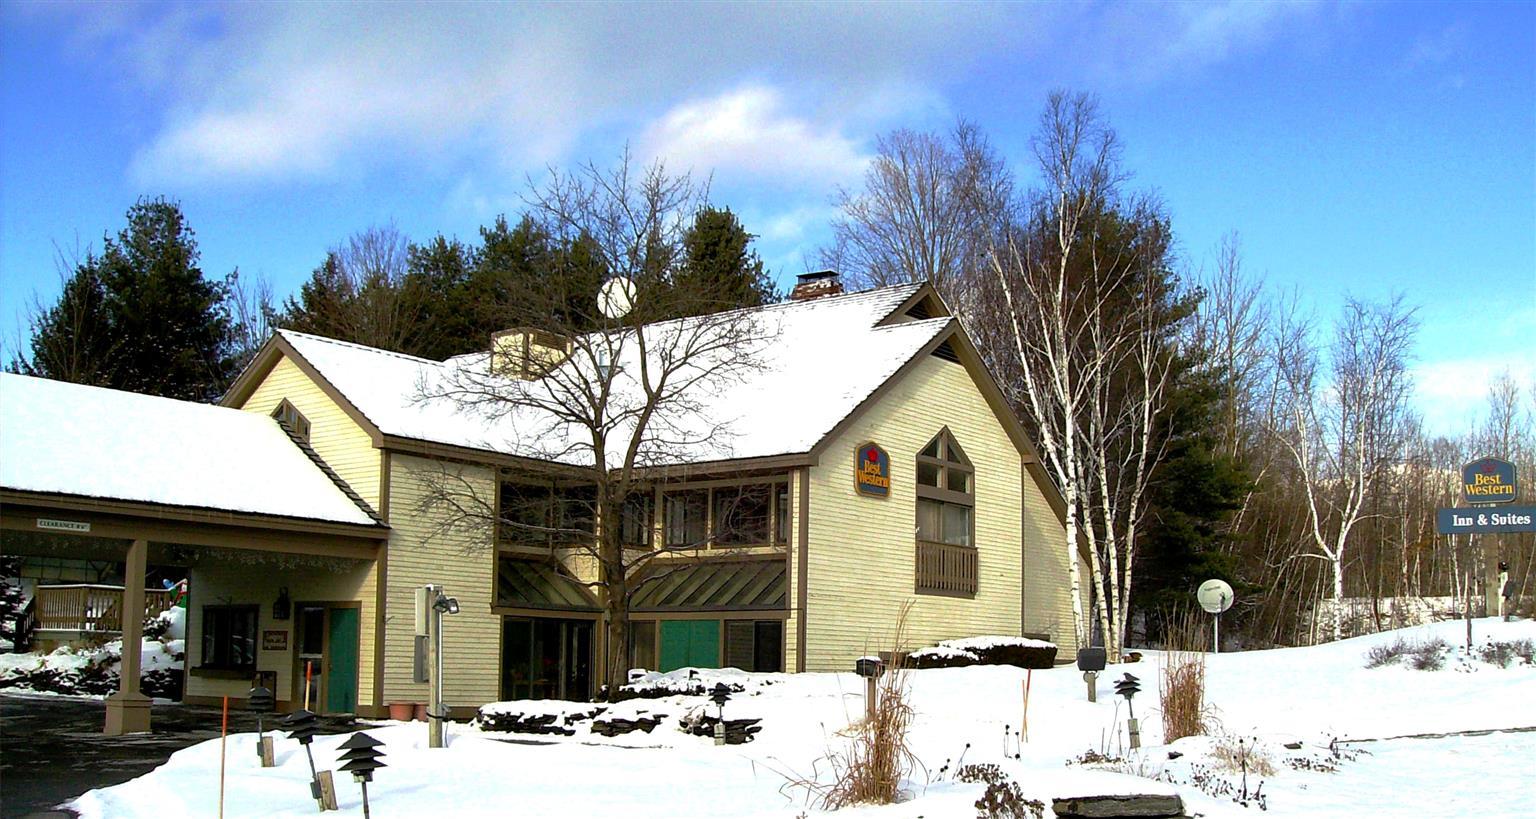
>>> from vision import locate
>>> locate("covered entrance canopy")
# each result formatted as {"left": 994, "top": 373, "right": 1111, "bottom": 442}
{"left": 0, "top": 373, "right": 388, "bottom": 734}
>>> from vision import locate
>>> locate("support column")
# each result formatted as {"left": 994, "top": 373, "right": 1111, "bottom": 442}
{"left": 105, "top": 538, "right": 151, "bottom": 735}
{"left": 1483, "top": 535, "right": 1501, "bottom": 618}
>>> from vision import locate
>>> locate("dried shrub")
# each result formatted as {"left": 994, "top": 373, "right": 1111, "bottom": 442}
{"left": 1477, "top": 639, "right": 1535, "bottom": 668}
{"left": 1213, "top": 735, "right": 1275, "bottom": 777}
{"left": 1364, "top": 637, "right": 1411, "bottom": 668}
{"left": 1159, "top": 609, "right": 1209, "bottom": 743}
{"left": 957, "top": 764, "right": 1044, "bottom": 819}
{"left": 818, "top": 604, "right": 918, "bottom": 809}
{"left": 1408, "top": 638, "right": 1447, "bottom": 670}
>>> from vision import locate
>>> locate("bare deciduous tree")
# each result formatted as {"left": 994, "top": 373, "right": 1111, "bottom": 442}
{"left": 1268, "top": 294, "right": 1418, "bottom": 640}
{"left": 418, "top": 151, "right": 777, "bottom": 694}
{"left": 821, "top": 120, "right": 1014, "bottom": 310}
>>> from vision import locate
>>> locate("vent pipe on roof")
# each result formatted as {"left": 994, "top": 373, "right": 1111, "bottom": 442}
{"left": 790, "top": 270, "right": 844, "bottom": 301}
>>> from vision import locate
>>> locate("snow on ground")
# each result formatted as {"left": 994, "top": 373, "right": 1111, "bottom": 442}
{"left": 62, "top": 617, "right": 1536, "bottom": 818}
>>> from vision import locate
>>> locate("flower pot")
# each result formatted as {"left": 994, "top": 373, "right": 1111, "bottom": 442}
{"left": 387, "top": 702, "right": 416, "bottom": 721}
{"left": 414, "top": 703, "right": 429, "bottom": 722}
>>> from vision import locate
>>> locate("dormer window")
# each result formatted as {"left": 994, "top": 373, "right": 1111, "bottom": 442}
{"left": 271, "top": 399, "right": 311, "bottom": 442}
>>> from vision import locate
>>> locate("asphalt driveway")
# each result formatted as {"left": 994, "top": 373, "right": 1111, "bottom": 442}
{"left": 0, "top": 693, "right": 355, "bottom": 818}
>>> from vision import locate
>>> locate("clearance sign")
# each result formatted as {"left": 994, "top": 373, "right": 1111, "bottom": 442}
{"left": 855, "top": 443, "right": 891, "bottom": 497}
{"left": 1462, "top": 457, "right": 1517, "bottom": 505}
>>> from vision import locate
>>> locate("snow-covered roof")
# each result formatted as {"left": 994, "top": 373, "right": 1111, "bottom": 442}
{"left": 273, "top": 283, "right": 955, "bottom": 468}
{"left": 0, "top": 373, "right": 381, "bottom": 527}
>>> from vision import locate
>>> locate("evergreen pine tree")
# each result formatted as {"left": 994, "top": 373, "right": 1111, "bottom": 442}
{"left": 671, "top": 206, "right": 777, "bottom": 317}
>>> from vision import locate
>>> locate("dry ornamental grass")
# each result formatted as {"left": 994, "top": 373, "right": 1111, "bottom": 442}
{"left": 1159, "top": 609, "right": 1211, "bottom": 743}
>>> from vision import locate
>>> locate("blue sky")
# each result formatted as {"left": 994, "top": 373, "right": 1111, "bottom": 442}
{"left": 2, "top": 1, "right": 1532, "bottom": 436}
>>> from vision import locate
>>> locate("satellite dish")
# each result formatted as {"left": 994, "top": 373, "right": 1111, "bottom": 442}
{"left": 598, "top": 277, "right": 635, "bottom": 319}
{"left": 1197, "top": 579, "right": 1234, "bottom": 614}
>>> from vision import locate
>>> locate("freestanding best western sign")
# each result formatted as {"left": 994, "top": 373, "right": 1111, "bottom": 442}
{"left": 1462, "top": 457, "right": 1517, "bottom": 504}
{"left": 1435, "top": 456, "right": 1532, "bottom": 535}
{"left": 855, "top": 442, "right": 891, "bottom": 497}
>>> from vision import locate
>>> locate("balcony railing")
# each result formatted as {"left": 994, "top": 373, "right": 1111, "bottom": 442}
{"left": 915, "top": 541, "right": 978, "bottom": 598}
{"left": 34, "top": 584, "right": 177, "bottom": 633}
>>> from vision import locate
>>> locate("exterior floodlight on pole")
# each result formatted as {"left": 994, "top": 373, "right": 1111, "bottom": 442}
{"left": 1197, "top": 579, "right": 1235, "bottom": 653}
{"left": 421, "top": 585, "right": 460, "bottom": 749}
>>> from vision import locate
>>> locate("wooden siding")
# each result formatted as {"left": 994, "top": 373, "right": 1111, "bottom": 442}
{"left": 802, "top": 353, "right": 1073, "bottom": 671}
{"left": 238, "top": 355, "right": 381, "bottom": 511}
{"left": 383, "top": 454, "right": 501, "bottom": 705}
{"left": 186, "top": 556, "right": 378, "bottom": 706}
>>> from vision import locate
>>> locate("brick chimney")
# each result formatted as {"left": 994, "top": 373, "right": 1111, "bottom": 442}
{"left": 790, "top": 270, "right": 844, "bottom": 301}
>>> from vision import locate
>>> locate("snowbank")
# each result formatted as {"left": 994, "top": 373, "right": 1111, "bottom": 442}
{"left": 60, "top": 617, "right": 1536, "bottom": 818}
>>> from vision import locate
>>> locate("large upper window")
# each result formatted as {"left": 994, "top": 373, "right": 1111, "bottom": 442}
{"left": 915, "top": 430, "right": 977, "bottom": 597}
{"left": 713, "top": 484, "right": 772, "bottom": 546}
{"left": 916, "top": 429, "right": 974, "bottom": 546}
{"left": 664, "top": 489, "right": 709, "bottom": 547}
{"left": 498, "top": 482, "right": 596, "bottom": 546}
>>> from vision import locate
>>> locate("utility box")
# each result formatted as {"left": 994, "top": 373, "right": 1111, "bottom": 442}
{"left": 414, "top": 585, "right": 436, "bottom": 637}
{"left": 1076, "top": 647, "right": 1107, "bottom": 672}
{"left": 412, "top": 634, "right": 429, "bottom": 683}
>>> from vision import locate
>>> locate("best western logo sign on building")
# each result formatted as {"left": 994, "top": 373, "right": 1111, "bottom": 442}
{"left": 1462, "top": 457, "right": 1517, "bottom": 504}
{"left": 855, "top": 443, "right": 891, "bottom": 497}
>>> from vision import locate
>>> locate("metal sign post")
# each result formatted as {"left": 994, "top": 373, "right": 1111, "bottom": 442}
{"left": 1197, "top": 579, "right": 1234, "bottom": 653}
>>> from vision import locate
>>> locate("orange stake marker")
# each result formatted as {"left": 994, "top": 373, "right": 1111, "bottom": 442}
{"left": 219, "top": 695, "right": 229, "bottom": 818}
{"left": 304, "top": 660, "right": 313, "bottom": 711}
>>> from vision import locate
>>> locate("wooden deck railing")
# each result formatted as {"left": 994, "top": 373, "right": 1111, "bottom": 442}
{"left": 33, "top": 584, "right": 176, "bottom": 633}
{"left": 915, "top": 541, "right": 978, "bottom": 598}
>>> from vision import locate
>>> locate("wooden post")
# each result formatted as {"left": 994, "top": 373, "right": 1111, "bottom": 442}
{"left": 259, "top": 736, "right": 275, "bottom": 768}
{"left": 317, "top": 770, "right": 339, "bottom": 811}
{"left": 105, "top": 539, "right": 151, "bottom": 735}
{"left": 864, "top": 676, "right": 877, "bottom": 723}
{"left": 428, "top": 591, "right": 444, "bottom": 748}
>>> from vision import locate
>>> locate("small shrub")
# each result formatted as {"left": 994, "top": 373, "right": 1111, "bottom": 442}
{"left": 1365, "top": 637, "right": 1411, "bottom": 668}
{"left": 1408, "top": 638, "right": 1447, "bottom": 671}
{"left": 957, "top": 764, "right": 1044, "bottom": 819}
{"left": 1213, "top": 735, "right": 1276, "bottom": 777}
{"left": 1365, "top": 636, "right": 1447, "bottom": 670}
{"left": 1478, "top": 639, "right": 1535, "bottom": 668}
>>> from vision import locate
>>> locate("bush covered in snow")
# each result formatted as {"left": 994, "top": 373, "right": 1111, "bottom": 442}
{"left": 907, "top": 636, "right": 1057, "bottom": 670}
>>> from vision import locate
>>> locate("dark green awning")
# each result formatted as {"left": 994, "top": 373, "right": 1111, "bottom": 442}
{"left": 631, "top": 559, "right": 787, "bottom": 612}
{"left": 496, "top": 556, "right": 599, "bottom": 611}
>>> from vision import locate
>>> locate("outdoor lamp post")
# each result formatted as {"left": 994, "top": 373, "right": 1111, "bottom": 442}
{"left": 1114, "top": 672, "right": 1142, "bottom": 750}
{"left": 1076, "top": 647, "right": 1107, "bottom": 702}
{"left": 248, "top": 685, "right": 275, "bottom": 767}
{"left": 337, "top": 731, "right": 387, "bottom": 819}
{"left": 709, "top": 683, "right": 732, "bottom": 746}
{"left": 281, "top": 708, "right": 329, "bottom": 808}
{"left": 855, "top": 656, "right": 884, "bottom": 721}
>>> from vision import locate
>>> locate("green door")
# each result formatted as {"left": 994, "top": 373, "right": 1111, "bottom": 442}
{"left": 658, "top": 620, "right": 720, "bottom": 672}
{"left": 325, "top": 607, "right": 359, "bottom": 713}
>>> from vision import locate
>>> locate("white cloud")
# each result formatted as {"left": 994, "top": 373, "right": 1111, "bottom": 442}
{"left": 1413, "top": 355, "right": 1536, "bottom": 438}
{"left": 636, "top": 87, "right": 867, "bottom": 186}
{"left": 22, "top": 3, "right": 1329, "bottom": 188}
